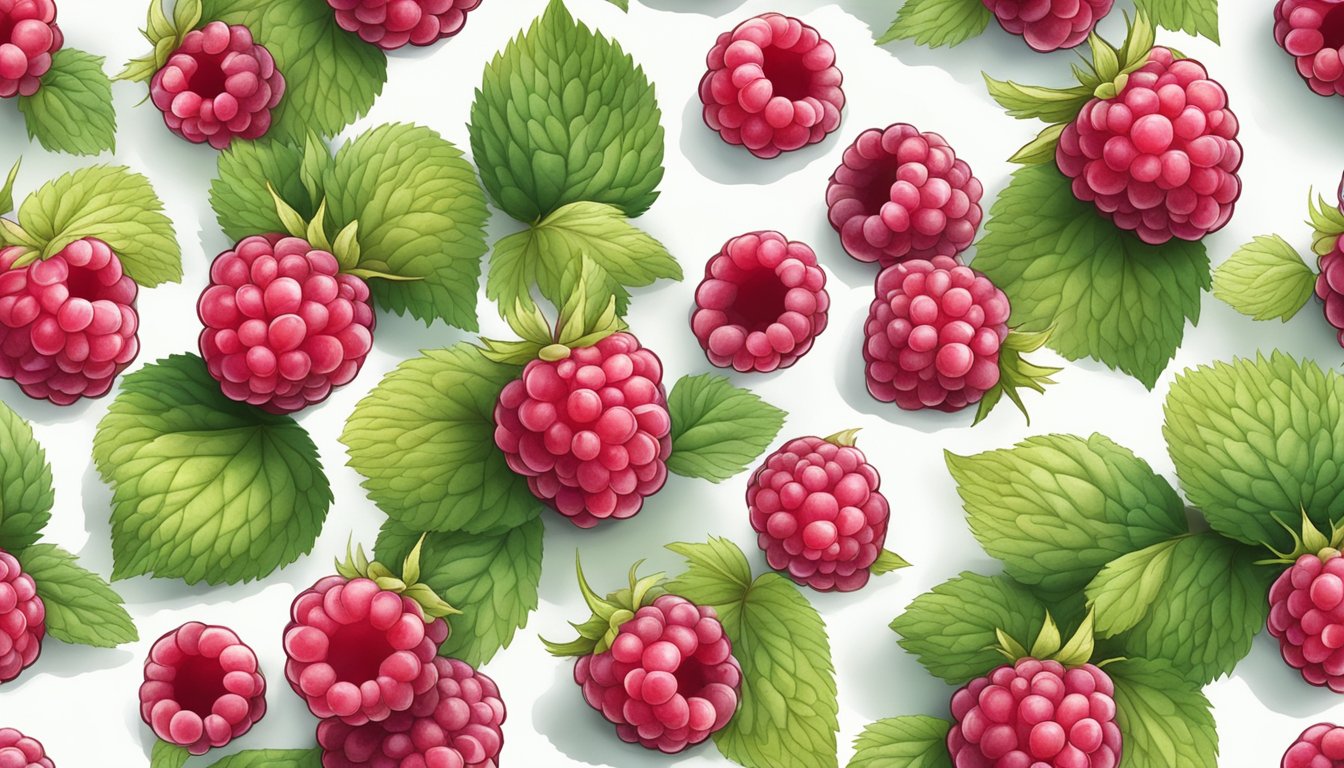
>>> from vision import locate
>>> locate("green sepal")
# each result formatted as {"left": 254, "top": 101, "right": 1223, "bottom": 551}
{"left": 477, "top": 299, "right": 556, "bottom": 366}
{"left": 1309, "top": 184, "right": 1344, "bottom": 257}
{"left": 334, "top": 537, "right": 460, "bottom": 622}
{"left": 1260, "top": 510, "right": 1344, "bottom": 565}
{"left": 973, "top": 328, "right": 1061, "bottom": 426}
{"left": 995, "top": 610, "right": 1095, "bottom": 667}
{"left": 822, "top": 428, "right": 862, "bottom": 448}
{"left": 871, "top": 549, "right": 911, "bottom": 575}
{"left": 266, "top": 185, "right": 372, "bottom": 276}
{"left": 118, "top": 0, "right": 203, "bottom": 83}
{"left": 0, "top": 159, "right": 19, "bottom": 216}
{"left": 542, "top": 556, "right": 666, "bottom": 657}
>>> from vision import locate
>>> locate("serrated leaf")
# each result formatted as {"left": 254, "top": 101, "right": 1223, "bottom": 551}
{"left": 848, "top": 717, "right": 953, "bottom": 768}
{"left": 93, "top": 355, "right": 331, "bottom": 585}
{"left": 1212, "top": 235, "right": 1316, "bottom": 322}
{"left": 878, "top": 0, "right": 991, "bottom": 47}
{"left": 203, "top": 749, "right": 323, "bottom": 768}
{"left": 18, "top": 544, "right": 136, "bottom": 647}
{"left": 606, "top": 0, "right": 629, "bottom": 9}
{"left": 554, "top": 255, "right": 623, "bottom": 347}
{"left": 151, "top": 741, "right": 190, "bottom": 768}
{"left": 469, "top": 0, "right": 664, "bottom": 222}
{"left": 1084, "top": 537, "right": 1183, "bottom": 636}
{"left": 975, "top": 164, "right": 1209, "bottom": 389}
{"left": 665, "top": 537, "right": 753, "bottom": 606}
{"left": 17, "top": 49, "right": 116, "bottom": 156}
{"left": 667, "top": 375, "right": 786, "bottom": 482}
{"left": 342, "top": 342, "right": 542, "bottom": 534}
{"left": 1134, "top": 0, "right": 1219, "bottom": 43}
{"left": 1108, "top": 659, "right": 1219, "bottom": 768}
{"left": 211, "top": 140, "right": 314, "bottom": 242}
{"left": 872, "top": 549, "right": 911, "bottom": 574}
{"left": 983, "top": 75, "right": 1093, "bottom": 123}
{"left": 0, "top": 400, "right": 53, "bottom": 551}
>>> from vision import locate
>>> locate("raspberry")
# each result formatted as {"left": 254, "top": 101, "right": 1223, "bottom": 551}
{"left": 1268, "top": 552, "right": 1344, "bottom": 691}
{"left": 691, "top": 231, "right": 829, "bottom": 373}
{"left": 326, "top": 0, "right": 482, "bottom": 50}
{"left": 863, "top": 256, "right": 1009, "bottom": 412}
{"left": 493, "top": 332, "right": 672, "bottom": 528}
{"left": 198, "top": 234, "right": 374, "bottom": 414}
{"left": 138, "top": 622, "right": 267, "bottom": 755}
{"left": 699, "top": 13, "right": 844, "bottom": 159}
{"left": 746, "top": 433, "right": 891, "bottom": 592}
{"left": 1317, "top": 233, "right": 1344, "bottom": 347}
{"left": 0, "top": 549, "right": 42, "bottom": 684}
{"left": 0, "top": 0, "right": 61, "bottom": 98}
{"left": 0, "top": 239, "right": 140, "bottom": 405}
{"left": 0, "top": 729, "right": 52, "bottom": 768}
{"left": 1056, "top": 47, "right": 1243, "bottom": 245}
{"left": 949, "top": 658, "right": 1122, "bottom": 768}
{"left": 1284, "top": 723, "right": 1344, "bottom": 768}
{"left": 1275, "top": 0, "right": 1344, "bottom": 97}
{"left": 149, "top": 21, "right": 284, "bottom": 149}
{"left": 826, "top": 124, "right": 984, "bottom": 267}
{"left": 982, "top": 0, "right": 1115, "bottom": 52}
{"left": 317, "top": 656, "right": 506, "bottom": 768}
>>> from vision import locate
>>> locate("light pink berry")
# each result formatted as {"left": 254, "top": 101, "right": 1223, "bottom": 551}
{"left": 326, "top": 0, "right": 482, "bottom": 50}
{"left": 0, "top": 0, "right": 61, "bottom": 99}
{"left": 983, "top": 0, "right": 1115, "bottom": 52}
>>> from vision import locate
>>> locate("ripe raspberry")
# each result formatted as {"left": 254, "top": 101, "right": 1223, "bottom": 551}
{"left": 949, "top": 658, "right": 1122, "bottom": 768}
{"left": 0, "top": 549, "right": 42, "bottom": 685}
{"left": 493, "top": 332, "right": 672, "bottom": 528}
{"left": 864, "top": 256, "right": 1009, "bottom": 412}
{"left": 1268, "top": 552, "right": 1344, "bottom": 691}
{"left": 138, "top": 622, "right": 267, "bottom": 755}
{"left": 1275, "top": 0, "right": 1344, "bottom": 97}
{"left": 1284, "top": 723, "right": 1344, "bottom": 768}
{"left": 982, "top": 0, "right": 1115, "bottom": 52}
{"left": 1056, "top": 47, "right": 1243, "bottom": 245}
{"left": 826, "top": 124, "right": 984, "bottom": 267}
{"left": 747, "top": 433, "right": 891, "bottom": 592}
{"left": 0, "top": 239, "right": 140, "bottom": 405}
{"left": 0, "top": 0, "right": 61, "bottom": 98}
{"left": 149, "top": 21, "right": 284, "bottom": 149}
{"left": 699, "top": 13, "right": 844, "bottom": 159}
{"left": 317, "top": 656, "right": 506, "bottom": 768}
{"left": 0, "top": 729, "right": 52, "bottom": 768}
{"left": 691, "top": 231, "right": 829, "bottom": 373}
{"left": 326, "top": 0, "right": 482, "bottom": 50}
{"left": 198, "top": 234, "right": 374, "bottom": 414}
{"left": 1317, "top": 233, "right": 1344, "bottom": 347}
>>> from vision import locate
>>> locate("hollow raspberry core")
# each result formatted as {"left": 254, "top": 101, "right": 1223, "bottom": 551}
{"left": 727, "top": 269, "right": 789, "bottom": 332}
{"left": 326, "top": 621, "right": 393, "bottom": 684}
{"left": 172, "top": 654, "right": 230, "bottom": 717}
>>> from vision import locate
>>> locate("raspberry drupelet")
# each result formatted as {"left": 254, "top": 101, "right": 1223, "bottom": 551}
{"left": 1275, "top": 0, "right": 1344, "bottom": 97}
{"left": 0, "top": 729, "right": 53, "bottom": 768}
{"left": 0, "top": 0, "right": 62, "bottom": 98}
{"left": 326, "top": 0, "right": 483, "bottom": 50}
{"left": 0, "top": 549, "right": 43, "bottom": 684}
{"left": 982, "top": 0, "right": 1115, "bottom": 52}
{"left": 1284, "top": 723, "right": 1344, "bottom": 768}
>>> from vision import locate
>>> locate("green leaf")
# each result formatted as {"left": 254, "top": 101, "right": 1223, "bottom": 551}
{"left": 93, "top": 355, "right": 331, "bottom": 585}
{"left": 1212, "top": 235, "right": 1316, "bottom": 322}
{"left": 947, "top": 434, "right": 1187, "bottom": 595}
{"left": 469, "top": 0, "right": 664, "bottom": 222}
{"left": 975, "top": 164, "right": 1209, "bottom": 389}
{"left": 553, "top": 255, "right": 623, "bottom": 348}
{"left": 606, "top": 0, "right": 629, "bottom": 9}
{"left": 1163, "top": 353, "right": 1344, "bottom": 550}
{"left": 375, "top": 518, "right": 543, "bottom": 666}
{"left": 200, "top": 0, "right": 386, "bottom": 140}
{"left": 324, "top": 124, "right": 489, "bottom": 331}
{"left": 848, "top": 717, "right": 953, "bottom": 768}
{"left": 667, "top": 375, "right": 786, "bottom": 482}
{"left": 1008, "top": 123, "right": 1067, "bottom": 165}
{"left": 1084, "top": 537, "right": 1183, "bottom": 637}
{"left": 667, "top": 538, "right": 839, "bottom": 768}
{"left": 0, "top": 399, "right": 53, "bottom": 551}
{"left": 151, "top": 740, "right": 190, "bottom": 768}
{"left": 203, "top": 749, "right": 323, "bottom": 768}
{"left": 1108, "top": 659, "right": 1219, "bottom": 768}
{"left": 211, "top": 140, "right": 314, "bottom": 242}
{"left": 17, "top": 165, "right": 181, "bottom": 287}
{"left": 877, "top": 0, "right": 991, "bottom": 47}
{"left": 1134, "top": 0, "right": 1219, "bottom": 43}
{"left": 17, "top": 49, "right": 117, "bottom": 156}
{"left": 871, "top": 549, "right": 911, "bottom": 574}
{"left": 983, "top": 75, "right": 1093, "bottom": 123}
{"left": 17, "top": 544, "right": 137, "bottom": 647}
{"left": 342, "top": 343, "right": 542, "bottom": 534}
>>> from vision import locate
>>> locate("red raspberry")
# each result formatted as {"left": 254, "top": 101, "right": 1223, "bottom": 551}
{"left": 747, "top": 434, "right": 890, "bottom": 592}
{"left": 1284, "top": 723, "right": 1344, "bottom": 768}
{"left": 827, "top": 124, "right": 984, "bottom": 267}
{"left": 1056, "top": 47, "right": 1243, "bottom": 245}
{"left": 0, "top": 0, "right": 61, "bottom": 98}
{"left": 0, "top": 729, "right": 52, "bottom": 768}
{"left": 0, "top": 239, "right": 140, "bottom": 405}
{"left": 198, "top": 234, "right": 374, "bottom": 414}
{"left": 691, "top": 231, "right": 829, "bottom": 373}
{"left": 149, "top": 21, "right": 284, "bottom": 149}
{"left": 949, "top": 658, "right": 1122, "bottom": 768}
{"left": 326, "top": 0, "right": 482, "bottom": 50}
{"left": 863, "top": 256, "right": 1009, "bottom": 412}
{"left": 1317, "top": 234, "right": 1344, "bottom": 347}
{"left": 699, "top": 13, "right": 844, "bottom": 159}
{"left": 138, "top": 622, "right": 267, "bottom": 755}
{"left": 982, "top": 0, "right": 1115, "bottom": 52}
{"left": 1268, "top": 552, "right": 1344, "bottom": 691}
{"left": 317, "top": 656, "right": 506, "bottom": 768}
{"left": 0, "top": 549, "right": 42, "bottom": 685}
{"left": 493, "top": 332, "right": 672, "bottom": 528}
{"left": 1275, "top": 0, "right": 1344, "bottom": 97}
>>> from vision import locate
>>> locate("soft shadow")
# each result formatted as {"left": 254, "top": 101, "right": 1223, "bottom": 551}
{"left": 3, "top": 642, "right": 134, "bottom": 689}
{"left": 640, "top": 0, "right": 748, "bottom": 17}
{"left": 0, "top": 382, "right": 97, "bottom": 424}
{"left": 679, "top": 96, "right": 843, "bottom": 186}
{"left": 1238, "top": 633, "right": 1343, "bottom": 718}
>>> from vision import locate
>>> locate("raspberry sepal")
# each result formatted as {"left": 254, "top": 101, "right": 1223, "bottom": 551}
{"left": 543, "top": 557, "right": 667, "bottom": 657}
{"left": 975, "top": 327, "right": 1062, "bottom": 425}
{"left": 1259, "top": 509, "right": 1344, "bottom": 566}
{"left": 334, "top": 538, "right": 459, "bottom": 623}
{"left": 117, "top": 0, "right": 204, "bottom": 83}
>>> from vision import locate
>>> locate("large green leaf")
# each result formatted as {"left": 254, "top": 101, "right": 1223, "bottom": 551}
{"left": 210, "top": 139, "right": 313, "bottom": 242}
{"left": 0, "top": 400, "right": 53, "bottom": 551}
{"left": 17, "top": 49, "right": 117, "bottom": 156}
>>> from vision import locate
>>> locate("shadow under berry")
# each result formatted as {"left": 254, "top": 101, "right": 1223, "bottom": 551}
{"left": 679, "top": 95, "right": 837, "bottom": 187}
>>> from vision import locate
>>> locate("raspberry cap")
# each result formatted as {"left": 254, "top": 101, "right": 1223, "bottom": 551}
{"left": 327, "top": 0, "right": 483, "bottom": 50}
{"left": 0, "top": 0, "right": 62, "bottom": 99}
{"left": 139, "top": 622, "right": 267, "bottom": 755}
{"left": 691, "top": 231, "right": 829, "bottom": 373}
{"left": 1284, "top": 723, "right": 1344, "bottom": 768}
{"left": 827, "top": 123, "right": 984, "bottom": 267}
{"left": 983, "top": 0, "right": 1115, "bottom": 52}
{"left": 1275, "top": 0, "right": 1344, "bottom": 97}
{"left": 699, "top": 12, "right": 845, "bottom": 159}
{"left": 0, "top": 549, "right": 43, "bottom": 684}
{"left": 0, "top": 729, "right": 52, "bottom": 768}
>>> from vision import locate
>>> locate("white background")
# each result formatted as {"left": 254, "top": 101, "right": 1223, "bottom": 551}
{"left": 1, "top": 0, "right": 1342, "bottom": 765}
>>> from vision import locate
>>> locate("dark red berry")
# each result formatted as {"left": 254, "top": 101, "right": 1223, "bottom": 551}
{"left": 0, "top": 728, "right": 53, "bottom": 768}
{"left": 1275, "top": 0, "right": 1344, "bottom": 97}
{"left": 1318, "top": 229, "right": 1344, "bottom": 348}
{"left": 0, "top": 549, "right": 42, "bottom": 685}
{"left": 1284, "top": 723, "right": 1344, "bottom": 768}
{"left": 1269, "top": 552, "right": 1344, "bottom": 691}
{"left": 982, "top": 0, "right": 1115, "bottom": 52}
{"left": 326, "top": 0, "right": 482, "bottom": 50}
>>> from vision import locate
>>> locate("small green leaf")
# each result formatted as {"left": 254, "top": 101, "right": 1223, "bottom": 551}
{"left": 1108, "top": 659, "right": 1219, "bottom": 767}
{"left": 849, "top": 717, "right": 952, "bottom": 768}
{"left": 1119, "top": 11, "right": 1158, "bottom": 73}
{"left": 665, "top": 537, "right": 753, "bottom": 606}
{"left": 17, "top": 49, "right": 116, "bottom": 156}
{"left": 1008, "top": 123, "right": 1067, "bottom": 165}
{"left": 151, "top": 740, "right": 190, "bottom": 768}
{"left": 203, "top": 749, "right": 323, "bottom": 768}
{"left": 18, "top": 544, "right": 137, "bottom": 647}
{"left": 1088, "top": 32, "right": 1121, "bottom": 83}
{"left": 667, "top": 375, "right": 787, "bottom": 483}
{"left": 878, "top": 0, "right": 991, "bottom": 47}
{"left": 0, "top": 399, "right": 53, "bottom": 551}
{"left": 983, "top": 75, "right": 1093, "bottom": 123}
{"left": 211, "top": 139, "right": 313, "bottom": 242}
{"left": 1134, "top": 0, "right": 1219, "bottom": 43}
{"left": 1085, "top": 537, "right": 1183, "bottom": 636}
{"left": 1212, "top": 235, "right": 1316, "bottom": 322}
{"left": 871, "top": 549, "right": 911, "bottom": 575}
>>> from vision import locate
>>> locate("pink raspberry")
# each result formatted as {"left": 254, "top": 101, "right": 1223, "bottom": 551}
{"left": 747, "top": 433, "right": 890, "bottom": 592}
{"left": 149, "top": 21, "right": 284, "bottom": 149}
{"left": 691, "top": 231, "right": 829, "bottom": 373}
{"left": 863, "top": 255, "right": 1009, "bottom": 412}
{"left": 138, "top": 622, "right": 267, "bottom": 755}
{"left": 1275, "top": 0, "right": 1344, "bottom": 97}
{"left": 0, "top": 0, "right": 61, "bottom": 98}
{"left": 0, "top": 549, "right": 42, "bottom": 685}
{"left": 283, "top": 574, "right": 449, "bottom": 726}
{"left": 1317, "top": 234, "right": 1344, "bottom": 347}
{"left": 982, "top": 0, "right": 1115, "bottom": 52}
{"left": 1284, "top": 723, "right": 1344, "bottom": 768}
{"left": 317, "top": 656, "right": 506, "bottom": 768}
{"left": 827, "top": 124, "right": 984, "bottom": 267}
{"left": 326, "top": 0, "right": 482, "bottom": 50}
{"left": 493, "top": 332, "right": 672, "bottom": 528}
{"left": 949, "top": 658, "right": 1122, "bottom": 768}
{"left": 1056, "top": 47, "right": 1243, "bottom": 245}
{"left": 699, "top": 12, "right": 844, "bottom": 159}
{"left": 1268, "top": 552, "right": 1344, "bottom": 691}
{"left": 0, "top": 729, "right": 52, "bottom": 768}
{"left": 198, "top": 234, "right": 374, "bottom": 414}
{"left": 0, "top": 239, "right": 140, "bottom": 405}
